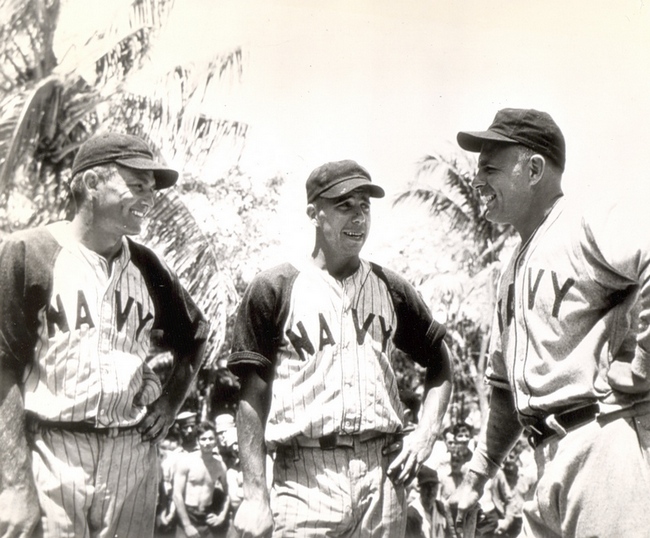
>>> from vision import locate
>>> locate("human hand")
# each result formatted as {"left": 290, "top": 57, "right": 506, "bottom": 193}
{"left": 448, "top": 473, "right": 485, "bottom": 537}
{"left": 386, "top": 426, "right": 435, "bottom": 484}
{"left": 494, "top": 518, "right": 510, "bottom": 535}
{"left": 607, "top": 361, "right": 650, "bottom": 395}
{"left": 183, "top": 524, "right": 200, "bottom": 538}
{"left": 233, "top": 498, "right": 273, "bottom": 538}
{"left": 206, "top": 510, "right": 228, "bottom": 527}
{"left": 0, "top": 486, "right": 40, "bottom": 538}
{"left": 137, "top": 399, "right": 175, "bottom": 444}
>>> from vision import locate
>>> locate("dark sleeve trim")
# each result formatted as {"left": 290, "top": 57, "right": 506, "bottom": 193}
{"left": 227, "top": 263, "right": 298, "bottom": 381}
{"left": 370, "top": 262, "right": 447, "bottom": 368}
{"left": 228, "top": 351, "right": 274, "bottom": 382}
{"left": 127, "top": 239, "right": 209, "bottom": 355}
{"left": 0, "top": 228, "right": 59, "bottom": 373}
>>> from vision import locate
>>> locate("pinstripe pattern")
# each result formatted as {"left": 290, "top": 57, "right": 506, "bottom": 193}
{"left": 271, "top": 437, "right": 406, "bottom": 537}
{"left": 23, "top": 221, "right": 161, "bottom": 427}
{"left": 267, "top": 258, "right": 402, "bottom": 446}
{"left": 31, "top": 428, "right": 158, "bottom": 538}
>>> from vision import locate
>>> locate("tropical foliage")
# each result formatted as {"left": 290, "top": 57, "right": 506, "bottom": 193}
{"left": 393, "top": 150, "right": 515, "bottom": 425}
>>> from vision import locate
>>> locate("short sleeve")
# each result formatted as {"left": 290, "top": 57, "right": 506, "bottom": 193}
{"left": 228, "top": 264, "right": 298, "bottom": 382}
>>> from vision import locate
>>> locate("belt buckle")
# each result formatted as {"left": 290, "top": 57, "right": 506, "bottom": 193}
{"left": 545, "top": 414, "right": 567, "bottom": 437}
{"left": 319, "top": 433, "right": 339, "bottom": 450}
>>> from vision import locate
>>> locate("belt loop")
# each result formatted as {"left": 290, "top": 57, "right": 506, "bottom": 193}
{"left": 290, "top": 437, "right": 301, "bottom": 461}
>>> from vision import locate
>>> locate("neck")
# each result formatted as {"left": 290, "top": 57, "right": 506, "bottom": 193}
{"left": 311, "top": 245, "right": 360, "bottom": 280}
{"left": 70, "top": 212, "right": 123, "bottom": 263}
{"left": 517, "top": 191, "right": 563, "bottom": 244}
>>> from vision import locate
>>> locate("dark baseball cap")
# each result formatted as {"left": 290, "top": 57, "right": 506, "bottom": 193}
{"left": 71, "top": 132, "right": 179, "bottom": 189}
{"left": 306, "top": 160, "right": 385, "bottom": 203}
{"left": 457, "top": 108, "right": 566, "bottom": 172}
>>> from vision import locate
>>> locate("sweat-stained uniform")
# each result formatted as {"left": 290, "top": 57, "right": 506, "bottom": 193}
{"left": 471, "top": 197, "right": 650, "bottom": 537}
{"left": 0, "top": 222, "right": 208, "bottom": 538}
{"left": 228, "top": 257, "right": 446, "bottom": 537}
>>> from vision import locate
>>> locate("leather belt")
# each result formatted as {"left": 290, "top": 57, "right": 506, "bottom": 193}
{"left": 289, "top": 430, "right": 397, "bottom": 450}
{"left": 26, "top": 413, "right": 139, "bottom": 436}
{"left": 525, "top": 403, "right": 599, "bottom": 449}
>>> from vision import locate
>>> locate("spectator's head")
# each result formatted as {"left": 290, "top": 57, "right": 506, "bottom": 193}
{"left": 503, "top": 449, "right": 521, "bottom": 475}
{"left": 417, "top": 466, "right": 440, "bottom": 512}
{"left": 452, "top": 422, "right": 473, "bottom": 446}
{"left": 175, "top": 411, "right": 197, "bottom": 445}
{"left": 215, "top": 413, "right": 236, "bottom": 446}
{"left": 196, "top": 421, "right": 217, "bottom": 454}
{"left": 399, "top": 389, "right": 421, "bottom": 425}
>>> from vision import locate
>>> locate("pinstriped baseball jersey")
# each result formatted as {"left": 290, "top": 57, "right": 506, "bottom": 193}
{"left": 229, "top": 257, "right": 446, "bottom": 446}
{"left": 486, "top": 197, "right": 650, "bottom": 419}
{"left": 0, "top": 222, "right": 208, "bottom": 427}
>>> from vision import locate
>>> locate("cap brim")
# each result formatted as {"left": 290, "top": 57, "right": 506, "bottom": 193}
{"left": 319, "top": 178, "right": 385, "bottom": 200}
{"left": 457, "top": 130, "right": 518, "bottom": 152}
{"left": 117, "top": 157, "right": 179, "bottom": 190}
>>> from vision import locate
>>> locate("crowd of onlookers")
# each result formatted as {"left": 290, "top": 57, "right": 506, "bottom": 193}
{"left": 154, "top": 400, "right": 537, "bottom": 538}
{"left": 155, "top": 411, "right": 243, "bottom": 538}
{"left": 405, "top": 420, "right": 537, "bottom": 538}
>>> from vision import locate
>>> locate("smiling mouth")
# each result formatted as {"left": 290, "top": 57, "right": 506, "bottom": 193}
{"left": 131, "top": 208, "right": 148, "bottom": 218}
{"left": 482, "top": 193, "right": 496, "bottom": 206}
{"left": 343, "top": 231, "right": 364, "bottom": 240}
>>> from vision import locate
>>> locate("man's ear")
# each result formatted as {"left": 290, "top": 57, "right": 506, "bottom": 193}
{"left": 82, "top": 169, "right": 100, "bottom": 192}
{"left": 306, "top": 203, "right": 319, "bottom": 227}
{"left": 529, "top": 154, "right": 546, "bottom": 185}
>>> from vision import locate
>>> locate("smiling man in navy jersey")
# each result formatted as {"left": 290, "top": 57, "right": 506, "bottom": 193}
{"left": 228, "top": 159, "right": 453, "bottom": 538}
{"left": 0, "top": 133, "right": 208, "bottom": 538}
{"left": 450, "top": 109, "right": 650, "bottom": 537}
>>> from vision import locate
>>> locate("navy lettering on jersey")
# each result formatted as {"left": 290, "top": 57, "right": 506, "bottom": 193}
{"left": 136, "top": 302, "right": 154, "bottom": 339}
{"left": 116, "top": 290, "right": 135, "bottom": 332}
{"left": 286, "top": 321, "right": 316, "bottom": 361}
{"left": 551, "top": 273, "right": 575, "bottom": 318}
{"left": 318, "top": 313, "right": 335, "bottom": 350}
{"left": 47, "top": 289, "right": 153, "bottom": 337}
{"left": 378, "top": 315, "right": 393, "bottom": 352}
{"left": 75, "top": 290, "right": 95, "bottom": 330}
{"left": 351, "top": 308, "right": 374, "bottom": 345}
{"left": 47, "top": 294, "right": 70, "bottom": 337}
{"left": 497, "top": 283, "right": 516, "bottom": 334}
{"left": 528, "top": 268, "right": 545, "bottom": 309}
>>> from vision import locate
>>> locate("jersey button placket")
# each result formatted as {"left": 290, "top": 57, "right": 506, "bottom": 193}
{"left": 96, "top": 276, "right": 114, "bottom": 426}
{"left": 340, "top": 282, "right": 358, "bottom": 434}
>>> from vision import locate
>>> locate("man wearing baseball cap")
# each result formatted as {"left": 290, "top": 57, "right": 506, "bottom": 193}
{"left": 228, "top": 159, "right": 453, "bottom": 537}
{"left": 0, "top": 132, "right": 208, "bottom": 537}
{"left": 449, "top": 109, "right": 650, "bottom": 537}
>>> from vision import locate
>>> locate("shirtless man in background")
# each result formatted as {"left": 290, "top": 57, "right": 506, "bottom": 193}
{"left": 173, "top": 422, "right": 230, "bottom": 538}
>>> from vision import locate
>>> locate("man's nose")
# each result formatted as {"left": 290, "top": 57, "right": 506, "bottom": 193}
{"left": 352, "top": 208, "right": 366, "bottom": 223}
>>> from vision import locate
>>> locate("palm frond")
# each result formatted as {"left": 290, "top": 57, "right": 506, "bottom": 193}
{"left": 0, "top": 0, "right": 60, "bottom": 92}
{"left": 0, "top": 76, "right": 62, "bottom": 199}
{"left": 142, "top": 188, "right": 238, "bottom": 367}
{"left": 54, "top": 0, "right": 175, "bottom": 84}
{"left": 108, "top": 49, "right": 248, "bottom": 174}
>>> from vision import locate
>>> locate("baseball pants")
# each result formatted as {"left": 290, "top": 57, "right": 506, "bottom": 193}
{"left": 521, "top": 409, "right": 650, "bottom": 537}
{"left": 271, "top": 436, "right": 406, "bottom": 538}
{"left": 30, "top": 427, "right": 159, "bottom": 538}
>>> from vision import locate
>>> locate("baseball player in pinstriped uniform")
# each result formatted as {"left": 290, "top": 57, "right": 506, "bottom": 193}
{"left": 0, "top": 133, "right": 208, "bottom": 538}
{"left": 228, "top": 160, "right": 453, "bottom": 537}
{"left": 449, "top": 109, "right": 650, "bottom": 537}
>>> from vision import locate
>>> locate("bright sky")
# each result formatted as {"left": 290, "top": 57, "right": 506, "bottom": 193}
{"left": 65, "top": 0, "right": 650, "bottom": 259}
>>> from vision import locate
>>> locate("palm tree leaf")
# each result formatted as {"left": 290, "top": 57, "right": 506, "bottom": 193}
{"left": 0, "top": 0, "right": 60, "bottom": 91}
{"left": 142, "top": 188, "right": 238, "bottom": 367}
{"left": 108, "top": 49, "right": 247, "bottom": 174}
{"left": 0, "top": 76, "right": 62, "bottom": 199}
